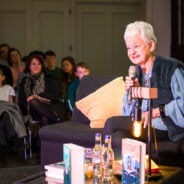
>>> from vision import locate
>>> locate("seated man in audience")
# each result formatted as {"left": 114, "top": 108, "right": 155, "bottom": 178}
{"left": 45, "top": 50, "right": 64, "bottom": 85}
{"left": 0, "top": 43, "right": 10, "bottom": 64}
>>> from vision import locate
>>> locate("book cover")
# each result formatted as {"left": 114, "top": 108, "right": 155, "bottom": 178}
{"left": 63, "top": 143, "right": 85, "bottom": 184}
{"left": 122, "top": 138, "right": 146, "bottom": 184}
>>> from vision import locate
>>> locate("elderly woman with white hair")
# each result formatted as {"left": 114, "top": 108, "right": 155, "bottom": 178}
{"left": 104, "top": 21, "right": 184, "bottom": 143}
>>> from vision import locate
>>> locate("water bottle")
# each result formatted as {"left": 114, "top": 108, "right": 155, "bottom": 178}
{"left": 92, "top": 133, "right": 103, "bottom": 184}
{"left": 102, "top": 135, "right": 114, "bottom": 184}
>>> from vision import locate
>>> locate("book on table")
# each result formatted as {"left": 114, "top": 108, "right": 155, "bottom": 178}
{"left": 45, "top": 170, "right": 63, "bottom": 180}
{"left": 122, "top": 138, "right": 146, "bottom": 184}
{"left": 63, "top": 143, "right": 85, "bottom": 184}
{"left": 145, "top": 155, "right": 160, "bottom": 174}
{"left": 44, "top": 161, "right": 64, "bottom": 174}
{"left": 44, "top": 161, "right": 64, "bottom": 183}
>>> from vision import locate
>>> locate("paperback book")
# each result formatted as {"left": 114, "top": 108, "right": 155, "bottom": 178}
{"left": 63, "top": 143, "right": 85, "bottom": 184}
{"left": 145, "top": 155, "right": 160, "bottom": 174}
{"left": 45, "top": 161, "right": 64, "bottom": 173}
{"left": 44, "top": 161, "right": 64, "bottom": 182}
{"left": 122, "top": 138, "right": 146, "bottom": 184}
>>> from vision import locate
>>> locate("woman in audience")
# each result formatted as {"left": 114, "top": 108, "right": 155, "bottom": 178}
{"left": 8, "top": 48, "right": 24, "bottom": 90}
{"left": 0, "top": 66, "right": 26, "bottom": 152}
{"left": 60, "top": 56, "right": 76, "bottom": 119}
{"left": 18, "top": 53, "right": 61, "bottom": 125}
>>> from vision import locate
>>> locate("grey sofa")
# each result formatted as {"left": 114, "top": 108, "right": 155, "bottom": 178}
{"left": 39, "top": 75, "right": 184, "bottom": 167}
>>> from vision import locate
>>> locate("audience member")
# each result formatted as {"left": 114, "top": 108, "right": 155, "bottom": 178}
{"left": 45, "top": 50, "right": 64, "bottom": 84}
{"left": 60, "top": 56, "right": 76, "bottom": 119}
{"left": 0, "top": 66, "right": 26, "bottom": 152}
{"left": 17, "top": 51, "right": 45, "bottom": 92}
{"left": 0, "top": 67, "right": 15, "bottom": 102}
{"left": 67, "top": 62, "right": 90, "bottom": 112}
{"left": 18, "top": 53, "right": 62, "bottom": 126}
{"left": 8, "top": 48, "right": 24, "bottom": 89}
{"left": 0, "top": 44, "right": 13, "bottom": 86}
{"left": 0, "top": 64, "right": 13, "bottom": 87}
{"left": 105, "top": 21, "right": 184, "bottom": 143}
{"left": 0, "top": 43, "right": 10, "bottom": 63}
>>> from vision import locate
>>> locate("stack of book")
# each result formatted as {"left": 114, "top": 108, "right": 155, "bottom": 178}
{"left": 44, "top": 161, "right": 64, "bottom": 184}
{"left": 63, "top": 143, "right": 85, "bottom": 184}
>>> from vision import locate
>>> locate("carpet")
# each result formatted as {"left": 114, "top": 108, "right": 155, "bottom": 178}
{"left": 0, "top": 165, "right": 43, "bottom": 184}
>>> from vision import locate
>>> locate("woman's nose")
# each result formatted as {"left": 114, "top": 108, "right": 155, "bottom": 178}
{"left": 130, "top": 48, "right": 136, "bottom": 55}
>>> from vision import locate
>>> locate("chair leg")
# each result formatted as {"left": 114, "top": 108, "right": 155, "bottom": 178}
{"left": 28, "top": 127, "right": 32, "bottom": 158}
{"left": 23, "top": 137, "right": 27, "bottom": 160}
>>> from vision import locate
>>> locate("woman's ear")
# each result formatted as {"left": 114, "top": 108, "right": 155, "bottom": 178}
{"left": 149, "top": 40, "right": 156, "bottom": 53}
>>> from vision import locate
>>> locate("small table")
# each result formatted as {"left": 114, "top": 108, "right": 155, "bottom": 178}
{"left": 145, "top": 165, "right": 184, "bottom": 184}
{"left": 14, "top": 166, "right": 184, "bottom": 184}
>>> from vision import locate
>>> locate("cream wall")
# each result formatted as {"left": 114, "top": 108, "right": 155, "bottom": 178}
{"left": 146, "top": 0, "right": 171, "bottom": 57}
{"left": 0, "top": 0, "right": 171, "bottom": 76}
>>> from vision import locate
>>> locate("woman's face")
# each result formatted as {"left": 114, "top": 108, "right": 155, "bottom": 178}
{"left": 29, "top": 58, "right": 42, "bottom": 75}
{"left": 10, "top": 50, "right": 21, "bottom": 64}
{"left": 125, "top": 34, "right": 153, "bottom": 66}
{"left": 62, "top": 60, "right": 73, "bottom": 74}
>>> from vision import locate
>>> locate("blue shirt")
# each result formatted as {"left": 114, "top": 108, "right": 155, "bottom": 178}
{"left": 122, "top": 67, "right": 184, "bottom": 130}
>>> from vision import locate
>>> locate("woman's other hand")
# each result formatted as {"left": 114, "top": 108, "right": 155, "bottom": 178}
{"left": 142, "top": 108, "right": 161, "bottom": 128}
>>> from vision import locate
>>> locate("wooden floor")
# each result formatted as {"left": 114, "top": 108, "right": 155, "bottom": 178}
{"left": 0, "top": 137, "right": 40, "bottom": 168}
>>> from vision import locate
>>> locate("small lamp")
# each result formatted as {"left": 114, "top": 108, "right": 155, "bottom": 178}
{"left": 132, "top": 99, "right": 142, "bottom": 138}
{"left": 132, "top": 120, "right": 142, "bottom": 137}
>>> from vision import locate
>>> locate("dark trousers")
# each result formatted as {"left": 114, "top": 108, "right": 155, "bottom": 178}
{"left": 103, "top": 116, "right": 169, "bottom": 142}
{"left": 29, "top": 99, "right": 58, "bottom": 125}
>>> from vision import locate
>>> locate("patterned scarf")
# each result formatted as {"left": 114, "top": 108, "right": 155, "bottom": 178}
{"left": 24, "top": 72, "right": 45, "bottom": 98}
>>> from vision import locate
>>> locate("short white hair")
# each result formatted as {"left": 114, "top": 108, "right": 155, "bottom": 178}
{"left": 124, "top": 21, "right": 157, "bottom": 44}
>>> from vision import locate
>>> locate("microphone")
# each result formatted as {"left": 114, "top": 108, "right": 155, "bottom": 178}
{"left": 128, "top": 65, "right": 137, "bottom": 104}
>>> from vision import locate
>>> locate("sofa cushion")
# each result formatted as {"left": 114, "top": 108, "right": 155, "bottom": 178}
{"left": 71, "top": 75, "right": 117, "bottom": 123}
{"left": 76, "top": 77, "right": 125, "bottom": 128}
